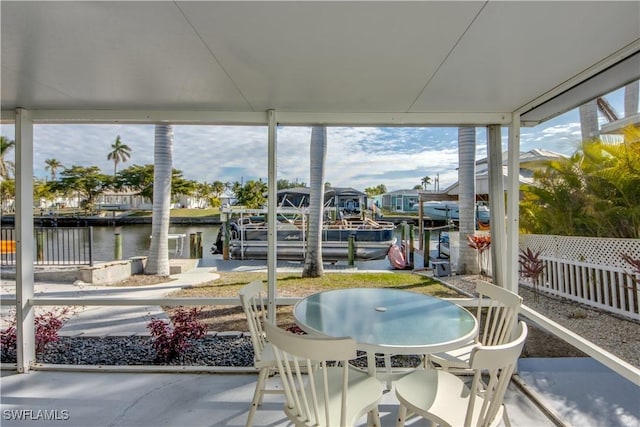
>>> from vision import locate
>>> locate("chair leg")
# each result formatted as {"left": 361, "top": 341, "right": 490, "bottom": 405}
{"left": 367, "top": 407, "right": 381, "bottom": 427}
{"left": 502, "top": 405, "right": 512, "bottom": 427}
{"left": 246, "top": 367, "right": 268, "bottom": 427}
{"left": 395, "top": 404, "right": 407, "bottom": 427}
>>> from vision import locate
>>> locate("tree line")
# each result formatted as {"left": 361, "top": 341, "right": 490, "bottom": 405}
{"left": 2, "top": 129, "right": 638, "bottom": 239}
{"left": 0, "top": 135, "right": 309, "bottom": 212}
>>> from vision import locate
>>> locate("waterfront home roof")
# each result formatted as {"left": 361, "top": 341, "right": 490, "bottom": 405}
{"left": 443, "top": 166, "right": 534, "bottom": 196}
{"left": 475, "top": 149, "right": 569, "bottom": 168}
{"left": 385, "top": 189, "right": 420, "bottom": 196}
{"left": 518, "top": 149, "right": 570, "bottom": 164}
{"left": 1, "top": 2, "right": 638, "bottom": 126}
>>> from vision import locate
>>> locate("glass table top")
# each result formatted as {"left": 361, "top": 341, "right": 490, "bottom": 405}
{"left": 293, "top": 288, "right": 477, "bottom": 354}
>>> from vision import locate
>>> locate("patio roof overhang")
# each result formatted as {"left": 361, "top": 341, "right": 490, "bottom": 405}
{"left": 1, "top": 1, "right": 638, "bottom": 126}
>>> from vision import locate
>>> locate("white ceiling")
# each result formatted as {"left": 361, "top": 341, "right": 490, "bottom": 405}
{"left": 1, "top": 1, "right": 639, "bottom": 125}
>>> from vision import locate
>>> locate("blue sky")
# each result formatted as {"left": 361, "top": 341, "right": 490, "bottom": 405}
{"left": 0, "top": 87, "right": 629, "bottom": 193}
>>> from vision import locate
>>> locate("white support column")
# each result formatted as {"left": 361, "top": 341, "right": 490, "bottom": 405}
{"left": 506, "top": 115, "right": 521, "bottom": 294}
{"left": 487, "top": 125, "right": 506, "bottom": 288}
{"left": 267, "top": 110, "right": 277, "bottom": 321}
{"left": 15, "top": 108, "right": 35, "bottom": 372}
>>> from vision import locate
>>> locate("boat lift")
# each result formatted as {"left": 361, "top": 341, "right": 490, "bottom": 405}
{"left": 219, "top": 206, "right": 308, "bottom": 260}
{"left": 422, "top": 224, "right": 455, "bottom": 277}
{"left": 149, "top": 233, "right": 186, "bottom": 256}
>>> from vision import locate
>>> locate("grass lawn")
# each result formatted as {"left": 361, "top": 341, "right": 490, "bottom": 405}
{"left": 167, "top": 271, "right": 460, "bottom": 332}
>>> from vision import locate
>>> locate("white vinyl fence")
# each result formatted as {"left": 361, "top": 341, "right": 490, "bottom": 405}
{"left": 519, "top": 235, "right": 640, "bottom": 321}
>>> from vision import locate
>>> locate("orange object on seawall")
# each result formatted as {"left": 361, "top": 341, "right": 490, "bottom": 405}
{"left": 1, "top": 240, "right": 16, "bottom": 254}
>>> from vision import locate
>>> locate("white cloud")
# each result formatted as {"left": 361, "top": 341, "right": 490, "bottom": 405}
{"left": 0, "top": 105, "right": 595, "bottom": 192}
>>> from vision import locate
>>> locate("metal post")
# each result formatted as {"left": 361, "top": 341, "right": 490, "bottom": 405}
{"left": 506, "top": 115, "right": 521, "bottom": 294}
{"left": 88, "top": 226, "right": 94, "bottom": 267}
{"left": 36, "top": 230, "right": 44, "bottom": 262}
{"left": 15, "top": 107, "right": 35, "bottom": 372}
{"left": 267, "top": 110, "right": 278, "bottom": 320}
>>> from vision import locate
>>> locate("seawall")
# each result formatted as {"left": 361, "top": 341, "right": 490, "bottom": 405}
{"left": 1, "top": 215, "right": 222, "bottom": 227}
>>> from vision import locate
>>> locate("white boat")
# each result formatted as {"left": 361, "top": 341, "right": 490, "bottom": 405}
{"left": 413, "top": 201, "right": 490, "bottom": 224}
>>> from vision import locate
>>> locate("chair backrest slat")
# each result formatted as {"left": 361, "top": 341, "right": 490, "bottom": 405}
{"left": 467, "top": 321, "right": 528, "bottom": 427}
{"left": 475, "top": 281, "right": 522, "bottom": 348}
{"left": 264, "top": 321, "right": 360, "bottom": 427}
{"left": 239, "top": 280, "right": 268, "bottom": 361}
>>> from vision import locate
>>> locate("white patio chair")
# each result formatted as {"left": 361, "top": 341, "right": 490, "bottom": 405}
{"left": 395, "top": 321, "right": 528, "bottom": 427}
{"left": 428, "top": 280, "right": 522, "bottom": 372}
{"left": 264, "top": 321, "right": 384, "bottom": 427}
{"left": 239, "top": 280, "right": 282, "bottom": 427}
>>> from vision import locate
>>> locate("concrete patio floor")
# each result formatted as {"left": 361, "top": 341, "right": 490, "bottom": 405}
{"left": 1, "top": 368, "right": 554, "bottom": 427}
{"left": 2, "top": 357, "right": 639, "bottom": 427}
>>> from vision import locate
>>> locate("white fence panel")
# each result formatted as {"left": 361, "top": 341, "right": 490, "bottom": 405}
{"left": 519, "top": 235, "right": 640, "bottom": 321}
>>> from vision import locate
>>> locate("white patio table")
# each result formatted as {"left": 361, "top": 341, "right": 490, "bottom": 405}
{"left": 293, "top": 288, "right": 478, "bottom": 381}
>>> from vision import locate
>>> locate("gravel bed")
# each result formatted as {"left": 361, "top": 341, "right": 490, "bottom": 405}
{"left": 1, "top": 335, "right": 256, "bottom": 367}
{"left": 1, "top": 334, "right": 423, "bottom": 368}
{"left": 438, "top": 275, "right": 640, "bottom": 369}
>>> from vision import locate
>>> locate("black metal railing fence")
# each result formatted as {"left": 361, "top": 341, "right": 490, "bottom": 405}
{"left": 0, "top": 227, "right": 93, "bottom": 266}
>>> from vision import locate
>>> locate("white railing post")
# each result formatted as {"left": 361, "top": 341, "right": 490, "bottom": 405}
{"left": 15, "top": 108, "right": 36, "bottom": 372}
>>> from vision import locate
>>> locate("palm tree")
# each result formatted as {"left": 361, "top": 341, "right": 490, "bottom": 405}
{"left": 44, "top": 158, "right": 63, "bottom": 181}
{"left": 107, "top": 135, "right": 132, "bottom": 176}
{"left": 457, "top": 127, "right": 478, "bottom": 274}
{"left": 302, "top": 126, "right": 327, "bottom": 278}
{"left": 145, "top": 125, "right": 173, "bottom": 276}
{"left": 211, "top": 180, "right": 226, "bottom": 207}
{"left": 0, "top": 136, "right": 15, "bottom": 179}
{"left": 520, "top": 126, "right": 640, "bottom": 239}
{"left": 421, "top": 175, "right": 431, "bottom": 190}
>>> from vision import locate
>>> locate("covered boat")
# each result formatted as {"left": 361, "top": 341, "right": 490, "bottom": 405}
{"left": 413, "top": 201, "right": 490, "bottom": 225}
{"left": 276, "top": 186, "right": 367, "bottom": 220}
{"left": 212, "top": 207, "right": 395, "bottom": 261}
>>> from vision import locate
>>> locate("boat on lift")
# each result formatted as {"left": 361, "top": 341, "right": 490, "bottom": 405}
{"left": 211, "top": 206, "right": 396, "bottom": 262}
{"left": 413, "top": 201, "right": 490, "bottom": 225}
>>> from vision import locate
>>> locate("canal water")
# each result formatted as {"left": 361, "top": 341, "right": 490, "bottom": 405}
{"left": 91, "top": 224, "right": 220, "bottom": 263}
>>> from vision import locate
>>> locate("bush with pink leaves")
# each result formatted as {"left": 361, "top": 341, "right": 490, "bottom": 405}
{"left": 1, "top": 307, "right": 71, "bottom": 357}
{"left": 147, "top": 307, "right": 207, "bottom": 363}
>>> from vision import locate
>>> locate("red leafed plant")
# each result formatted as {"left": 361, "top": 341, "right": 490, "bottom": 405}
{"left": 147, "top": 307, "right": 207, "bottom": 363}
{"left": 1, "top": 307, "right": 72, "bottom": 356}
{"left": 467, "top": 234, "right": 491, "bottom": 277}
{"left": 519, "top": 248, "right": 545, "bottom": 300}
{"left": 620, "top": 253, "right": 640, "bottom": 290}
